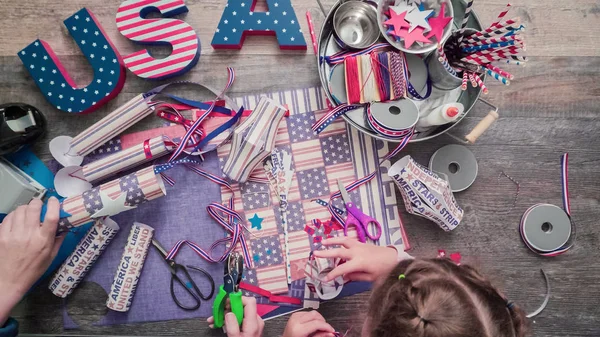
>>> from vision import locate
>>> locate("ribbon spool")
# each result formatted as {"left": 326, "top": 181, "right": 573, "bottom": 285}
{"left": 520, "top": 204, "right": 572, "bottom": 255}
{"left": 329, "top": 64, "right": 348, "bottom": 105}
{"left": 367, "top": 99, "right": 418, "bottom": 140}
{"left": 429, "top": 144, "right": 478, "bottom": 192}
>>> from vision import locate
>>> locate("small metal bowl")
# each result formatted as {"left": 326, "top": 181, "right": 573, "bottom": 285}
{"left": 333, "top": 1, "right": 380, "bottom": 49}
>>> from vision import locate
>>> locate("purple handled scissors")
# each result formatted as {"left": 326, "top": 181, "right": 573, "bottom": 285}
{"left": 337, "top": 180, "right": 382, "bottom": 243}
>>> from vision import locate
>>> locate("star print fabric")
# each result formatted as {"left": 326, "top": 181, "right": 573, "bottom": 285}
{"left": 17, "top": 8, "right": 125, "bottom": 114}
{"left": 211, "top": 0, "right": 307, "bottom": 49}
{"left": 218, "top": 87, "right": 408, "bottom": 297}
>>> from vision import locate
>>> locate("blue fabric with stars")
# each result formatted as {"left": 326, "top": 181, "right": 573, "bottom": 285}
{"left": 211, "top": 0, "right": 306, "bottom": 49}
{"left": 18, "top": 8, "right": 125, "bottom": 114}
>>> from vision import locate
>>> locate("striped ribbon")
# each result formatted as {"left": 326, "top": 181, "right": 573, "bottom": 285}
{"left": 311, "top": 104, "right": 365, "bottom": 134}
{"left": 156, "top": 160, "right": 253, "bottom": 267}
{"left": 404, "top": 55, "right": 432, "bottom": 100}
{"left": 519, "top": 153, "right": 575, "bottom": 257}
{"left": 365, "top": 105, "right": 415, "bottom": 140}
{"left": 327, "top": 133, "right": 413, "bottom": 228}
{"left": 322, "top": 43, "right": 390, "bottom": 65}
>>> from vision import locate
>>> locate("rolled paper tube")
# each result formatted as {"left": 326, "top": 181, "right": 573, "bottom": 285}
{"left": 465, "top": 110, "right": 499, "bottom": 143}
{"left": 58, "top": 166, "right": 166, "bottom": 232}
{"left": 461, "top": 72, "right": 469, "bottom": 90}
{"left": 82, "top": 136, "right": 173, "bottom": 183}
{"left": 106, "top": 222, "right": 154, "bottom": 312}
{"left": 69, "top": 93, "right": 155, "bottom": 157}
{"left": 49, "top": 218, "right": 120, "bottom": 298}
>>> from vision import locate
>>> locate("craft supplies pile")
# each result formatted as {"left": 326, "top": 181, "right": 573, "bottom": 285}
{"left": 0, "top": 0, "right": 572, "bottom": 331}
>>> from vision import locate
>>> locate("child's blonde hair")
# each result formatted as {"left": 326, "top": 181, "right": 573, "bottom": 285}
{"left": 366, "top": 258, "right": 528, "bottom": 337}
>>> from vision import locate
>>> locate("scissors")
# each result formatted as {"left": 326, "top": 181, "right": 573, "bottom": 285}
{"left": 337, "top": 180, "right": 382, "bottom": 243}
{"left": 152, "top": 239, "right": 215, "bottom": 311}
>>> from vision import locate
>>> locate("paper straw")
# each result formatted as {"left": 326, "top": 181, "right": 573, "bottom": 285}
{"left": 484, "top": 64, "right": 514, "bottom": 80}
{"left": 462, "top": 34, "right": 518, "bottom": 47}
{"left": 462, "top": 40, "right": 516, "bottom": 53}
{"left": 82, "top": 136, "right": 173, "bottom": 184}
{"left": 473, "top": 74, "right": 488, "bottom": 94}
{"left": 438, "top": 56, "right": 458, "bottom": 77}
{"left": 69, "top": 94, "right": 155, "bottom": 157}
{"left": 468, "top": 72, "right": 478, "bottom": 87}
{"left": 457, "top": 0, "right": 474, "bottom": 44}
{"left": 306, "top": 11, "right": 318, "bottom": 55}
{"left": 489, "top": 4, "right": 512, "bottom": 29}
{"left": 484, "top": 68, "right": 510, "bottom": 85}
{"left": 58, "top": 166, "right": 166, "bottom": 231}
{"left": 501, "top": 59, "right": 526, "bottom": 66}
{"left": 49, "top": 218, "right": 120, "bottom": 298}
{"left": 463, "top": 22, "right": 521, "bottom": 44}
{"left": 461, "top": 72, "right": 469, "bottom": 90}
{"left": 106, "top": 222, "right": 154, "bottom": 312}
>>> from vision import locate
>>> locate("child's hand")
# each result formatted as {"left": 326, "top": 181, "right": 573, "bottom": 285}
{"left": 0, "top": 198, "right": 64, "bottom": 325}
{"left": 313, "top": 237, "right": 399, "bottom": 282}
{"left": 207, "top": 296, "right": 264, "bottom": 337}
{"left": 282, "top": 311, "right": 335, "bottom": 337}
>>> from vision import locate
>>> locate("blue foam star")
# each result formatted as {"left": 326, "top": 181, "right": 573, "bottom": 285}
{"left": 249, "top": 213, "right": 263, "bottom": 230}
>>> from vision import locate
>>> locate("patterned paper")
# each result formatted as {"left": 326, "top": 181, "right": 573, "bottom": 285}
{"left": 49, "top": 218, "right": 120, "bottom": 298}
{"left": 82, "top": 136, "right": 172, "bottom": 183}
{"left": 211, "top": 0, "right": 307, "bottom": 50}
{"left": 106, "top": 222, "right": 154, "bottom": 312}
{"left": 59, "top": 166, "right": 166, "bottom": 231}
{"left": 116, "top": 0, "right": 201, "bottom": 80}
{"left": 218, "top": 87, "right": 408, "bottom": 295}
{"left": 18, "top": 8, "right": 126, "bottom": 114}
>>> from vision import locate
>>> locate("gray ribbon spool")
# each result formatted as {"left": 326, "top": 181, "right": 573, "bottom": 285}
{"left": 369, "top": 99, "right": 419, "bottom": 131}
{"left": 522, "top": 204, "right": 572, "bottom": 252}
{"left": 329, "top": 64, "right": 347, "bottom": 104}
{"left": 429, "top": 144, "right": 478, "bottom": 192}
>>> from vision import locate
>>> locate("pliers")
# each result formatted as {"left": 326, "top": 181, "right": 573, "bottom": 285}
{"left": 212, "top": 253, "right": 244, "bottom": 328}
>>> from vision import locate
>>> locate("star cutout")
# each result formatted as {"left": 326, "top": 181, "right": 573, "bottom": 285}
{"left": 405, "top": 4, "right": 433, "bottom": 32}
{"left": 249, "top": 213, "right": 263, "bottom": 230}
{"left": 425, "top": 2, "right": 452, "bottom": 42}
{"left": 390, "top": 3, "right": 416, "bottom": 17}
{"left": 91, "top": 191, "right": 137, "bottom": 218}
{"left": 397, "top": 26, "right": 431, "bottom": 48}
{"left": 384, "top": 8, "right": 411, "bottom": 37}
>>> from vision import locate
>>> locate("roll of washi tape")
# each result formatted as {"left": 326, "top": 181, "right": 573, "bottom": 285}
{"left": 106, "top": 222, "right": 154, "bottom": 312}
{"left": 81, "top": 136, "right": 174, "bottom": 184}
{"left": 328, "top": 64, "right": 348, "bottom": 105}
{"left": 429, "top": 145, "right": 478, "bottom": 192}
{"left": 520, "top": 204, "right": 572, "bottom": 254}
{"left": 58, "top": 166, "right": 166, "bottom": 232}
{"left": 367, "top": 99, "right": 419, "bottom": 139}
{"left": 49, "top": 217, "right": 120, "bottom": 298}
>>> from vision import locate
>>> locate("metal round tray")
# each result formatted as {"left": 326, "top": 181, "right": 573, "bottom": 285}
{"left": 317, "top": 0, "right": 485, "bottom": 142}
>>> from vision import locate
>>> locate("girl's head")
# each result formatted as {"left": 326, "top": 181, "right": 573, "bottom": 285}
{"left": 365, "top": 258, "right": 528, "bottom": 337}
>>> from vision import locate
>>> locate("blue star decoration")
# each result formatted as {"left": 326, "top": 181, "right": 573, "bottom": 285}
{"left": 17, "top": 8, "right": 125, "bottom": 114}
{"left": 211, "top": 0, "right": 307, "bottom": 50}
{"left": 249, "top": 213, "right": 263, "bottom": 230}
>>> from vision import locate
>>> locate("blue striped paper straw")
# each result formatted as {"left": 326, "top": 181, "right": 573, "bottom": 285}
{"left": 485, "top": 68, "right": 510, "bottom": 85}
{"left": 462, "top": 40, "right": 515, "bottom": 53}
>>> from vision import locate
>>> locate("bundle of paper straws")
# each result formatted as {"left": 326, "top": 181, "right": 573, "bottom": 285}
{"left": 439, "top": 3, "right": 526, "bottom": 93}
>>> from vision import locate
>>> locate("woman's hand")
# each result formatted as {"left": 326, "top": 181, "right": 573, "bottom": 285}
{"left": 282, "top": 311, "right": 336, "bottom": 337}
{"left": 313, "top": 237, "right": 402, "bottom": 282}
{"left": 0, "top": 197, "right": 64, "bottom": 325}
{"left": 208, "top": 296, "right": 265, "bottom": 337}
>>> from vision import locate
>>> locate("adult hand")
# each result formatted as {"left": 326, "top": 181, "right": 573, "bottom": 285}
{"left": 313, "top": 237, "right": 401, "bottom": 282}
{"left": 282, "top": 311, "right": 335, "bottom": 337}
{"left": 0, "top": 197, "right": 64, "bottom": 325}
{"left": 207, "top": 296, "right": 264, "bottom": 337}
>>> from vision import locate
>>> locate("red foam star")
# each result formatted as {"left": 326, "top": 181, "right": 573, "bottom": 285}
{"left": 384, "top": 8, "right": 411, "bottom": 37}
{"left": 425, "top": 2, "right": 453, "bottom": 42}
{"left": 397, "top": 26, "right": 431, "bottom": 49}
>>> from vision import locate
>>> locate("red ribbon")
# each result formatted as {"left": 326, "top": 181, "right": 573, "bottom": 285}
{"left": 142, "top": 139, "right": 153, "bottom": 159}
{"left": 239, "top": 281, "right": 302, "bottom": 305}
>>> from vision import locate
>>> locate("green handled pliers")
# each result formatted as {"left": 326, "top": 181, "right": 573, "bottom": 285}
{"left": 212, "top": 253, "right": 244, "bottom": 328}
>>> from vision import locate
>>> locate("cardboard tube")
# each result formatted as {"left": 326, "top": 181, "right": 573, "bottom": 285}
{"left": 465, "top": 110, "right": 499, "bottom": 143}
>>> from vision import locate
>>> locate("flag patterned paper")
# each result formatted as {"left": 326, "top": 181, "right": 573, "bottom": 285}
{"left": 211, "top": 0, "right": 307, "bottom": 50}
{"left": 218, "top": 87, "right": 409, "bottom": 297}
{"left": 18, "top": 8, "right": 126, "bottom": 114}
{"left": 116, "top": 0, "right": 201, "bottom": 80}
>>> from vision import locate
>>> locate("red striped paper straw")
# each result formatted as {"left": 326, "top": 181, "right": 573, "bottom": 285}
{"left": 473, "top": 74, "right": 488, "bottom": 94}
{"left": 462, "top": 34, "right": 518, "bottom": 47}
{"left": 489, "top": 4, "right": 512, "bottom": 29}
{"left": 306, "top": 11, "right": 318, "bottom": 55}
{"left": 461, "top": 72, "right": 469, "bottom": 90}
{"left": 468, "top": 72, "right": 478, "bottom": 87}
{"left": 484, "top": 64, "right": 514, "bottom": 80}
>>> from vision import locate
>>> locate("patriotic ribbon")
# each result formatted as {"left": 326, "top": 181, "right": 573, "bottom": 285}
{"left": 402, "top": 53, "right": 432, "bottom": 100}
{"left": 311, "top": 104, "right": 365, "bottom": 134}
{"left": 239, "top": 282, "right": 302, "bottom": 305}
{"left": 322, "top": 43, "right": 391, "bottom": 65}
{"left": 328, "top": 134, "right": 413, "bottom": 228}
{"left": 519, "top": 153, "right": 575, "bottom": 257}
{"left": 155, "top": 160, "right": 253, "bottom": 267}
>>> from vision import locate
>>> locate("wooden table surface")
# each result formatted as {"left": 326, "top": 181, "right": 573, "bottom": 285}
{"left": 3, "top": 0, "right": 599, "bottom": 336}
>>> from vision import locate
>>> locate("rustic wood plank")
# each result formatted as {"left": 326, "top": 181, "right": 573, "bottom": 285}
{"left": 2, "top": 0, "right": 600, "bottom": 336}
